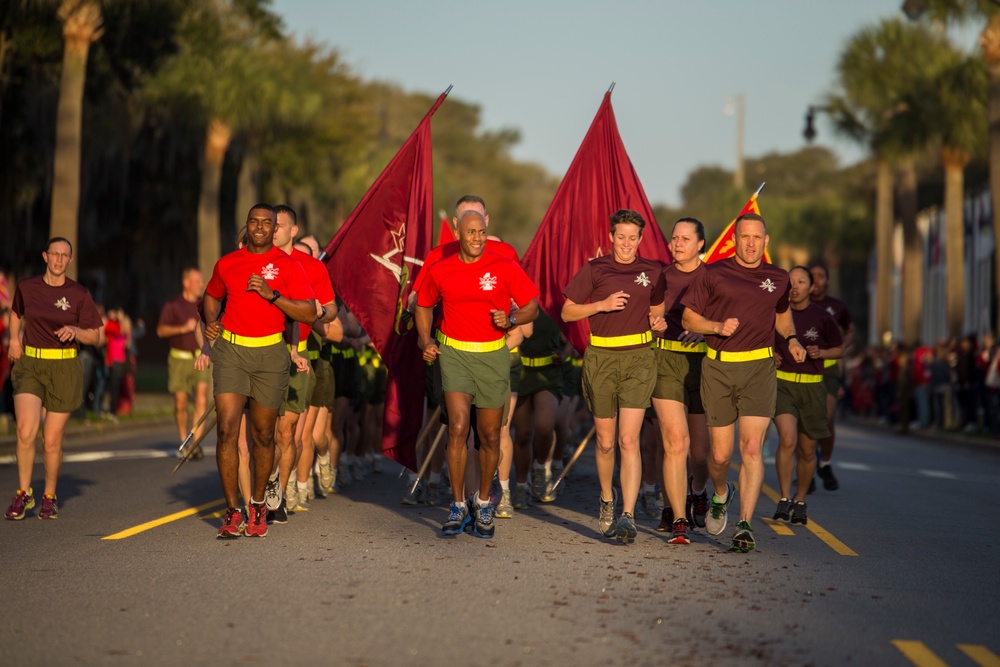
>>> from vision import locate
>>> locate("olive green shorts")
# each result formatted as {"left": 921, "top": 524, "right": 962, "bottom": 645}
{"left": 518, "top": 364, "right": 563, "bottom": 401}
{"left": 823, "top": 362, "right": 840, "bottom": 399}
{"left": 167, "top": 352, "right": 211, "bottom": 395}
{"left": 700, "top": 356, "right": 776, "bottom": 427}
{"left": 12, "top": 355, "right": 83, "bottom": 413}
{"left": 282, "top": 359, "right": 316, "bottom": 415}
{"left": 212, "top": 337, "right": 289, "bottom": 411}
{"left": 438, "top": 343, "right": 510, "bottom": 410}
{"left": 581, "top": 346, "right": 656, "bottom": 419}
{"left": 776, "top": 379, "right": 831, "bottom": 440}
{"left": 308, "top": 357, "right": 335, "bottom": 409}
{"left": 652, "top": 348, "right": 705, "bottom": 415}
{"left": 562, "top": 360, "right": 583, "bottom": 398}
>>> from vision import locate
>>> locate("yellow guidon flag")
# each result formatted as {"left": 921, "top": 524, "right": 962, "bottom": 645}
{"left": 703, "top": 182, "right": 772, "bottom": 264}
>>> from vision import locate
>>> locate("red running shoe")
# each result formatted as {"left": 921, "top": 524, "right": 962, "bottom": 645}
{"left": 38, "top": 494, "right": 59, "bottom": 520}
{"left": 667, "top": 518, "right": 692, "bottom": 545}
{"left": 245, "top": 503, "right": 268, "bottom": 537}
{"left": 217, "top": 507, "right": 246, "bottom": 539}
{"left": 5, "top": 488, "right": 35, "bottom": 520}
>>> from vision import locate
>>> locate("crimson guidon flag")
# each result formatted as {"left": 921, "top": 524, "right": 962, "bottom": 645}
{"left": 321, "top": 89, "right": 448, "bottom": 471}
{"left": 521, "top": 88, "right": 672, "bottom": 354}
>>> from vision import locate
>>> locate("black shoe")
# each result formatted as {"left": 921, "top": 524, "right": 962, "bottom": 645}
{"left": 689, "top": 489, "right": 709, "bottom": 528}
{"left": 267, "top": 500, "right": 288, "bottom": 524}
{"left": 773, "top": 497, "right": 791, "bottom": 522}
{"left": 817, "top": 464, "right": 839, "bottom": 491}
{"left": 656, "top": 506, "right": 674, "bottom": 532}
{"left": 790, "top": 501, "right": 808, "bottom": 525}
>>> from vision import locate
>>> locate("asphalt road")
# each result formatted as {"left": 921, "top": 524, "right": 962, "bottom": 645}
{"left": 1, "top": 420, "right": 998, "bottom": 667}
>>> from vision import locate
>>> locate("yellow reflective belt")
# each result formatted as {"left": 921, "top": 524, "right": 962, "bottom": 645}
{"left": 655, "top": 339, "right": 707, "bottom": 354}
{"left": 221, "top": 330, "right": 283, "bottom": 348}
{"left": 169, "top": 348, "right": 195, "bottom": 360}
{"left": 521, "top": 355, "right": 555, "bottom": 368}
{"left": 824, "top": 359, "right": 838, "bottom": 368}
{"left": 776, "top": 370, "right": 824, "bottom": 384}
{"left": 705, "top": 346, "right": 773, "bottom": 362}
{"left": 308, "top": 351, "right": 320, "bottom": 360}
{"left": 436, "top": 330, "right": 506, "bottom": 353}
{"left": 23, "top": 346, "right": 77, "bottom": 360}
{"left": 589, "top": 331, "right": 652, "bottom": 348}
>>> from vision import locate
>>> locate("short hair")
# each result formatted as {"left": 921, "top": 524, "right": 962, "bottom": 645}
{"left": 673, "top": 217, "right": 706, "bottom": 243}
{"left": 274, "top": 204, "right": 297, "bottom": 226}
{"left": 247, "top": 202, "right": 275, "bottom": 219}
{"left": 293, "top": 241, "right": 311, "bottom": 254}
{"left": 45, "top": 237, "right": 73, "bottom": 255}
{"left": 455, "top": 194, "right": 487, "bottom": 213}
{"left": 734, "top": 211, "right": 766, "bottom": 235}
{"left": 810, "top": 263, "right": 829, "bottom": 279}
{"left": 789, "top": 265, "right": 814, "bottom": 286}
{"left": 610, "top": 209, "right": 646, "bottom": 234}
{"left": 181, "top": 267, "right": 200, "bottom": 281}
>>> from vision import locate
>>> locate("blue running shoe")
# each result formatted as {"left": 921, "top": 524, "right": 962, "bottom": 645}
{"left": 471, "top": 497, "right": 496, "bottom": 539}
{"left": 442, "top": 502, "right": 471, "bottom": 535}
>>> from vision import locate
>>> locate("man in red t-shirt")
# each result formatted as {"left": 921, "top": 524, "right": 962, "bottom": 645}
{"left": 201, "top": 203, "right": 316, "bottom": 539}
{"left": 416, "top": 208, "right": 539, "bottom": 539}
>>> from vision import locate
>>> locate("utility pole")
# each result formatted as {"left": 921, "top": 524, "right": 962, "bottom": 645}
{"left": 726, "top": 94, "right": 746, "bottom": 190}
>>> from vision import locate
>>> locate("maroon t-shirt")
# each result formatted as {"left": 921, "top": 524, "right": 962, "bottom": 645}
{"left": 774, "top": 304, "right": 844, "bottom": 375}
{"left": 661, "top": 261, "right": 707, "bottom": 341}
{"left": 681, "top": 257, "right": 790, "bottom": 353}
{"left": 12, "top": 275, "right": 103, "bottom": 349}
{"left": 811, "top": 295, "right": 852, "bottom": 333}
{"left": 158, "top": 295, "right": 201, "bottom": 352}
{"left": 563, "top": 254, "right": 665, "bottom": 351}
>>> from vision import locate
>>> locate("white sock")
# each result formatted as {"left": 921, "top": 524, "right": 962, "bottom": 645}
{"left": 297, "top": 481, "right": 308, "bottom": 493}
{"left": 713, "top": 487, "right": 728, "bottom": 504}
{"left": 318, "top": 453, "right": 330, "bottom": 464}
{"left": 475, "top": 493, "right": 490, "bottom": 507}
{"left": 544, "top": 460, "right": 552, "bottom": 475}
{"left": 641, "top": 482, "right": 654, "bottom": 493}
{"left": 499, "top": 479, "right": 510, "bottom": 491}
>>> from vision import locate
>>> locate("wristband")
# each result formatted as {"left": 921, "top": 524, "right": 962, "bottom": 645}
{"left": 267, "top": 290, "right": 281, "bottom": 305}
{"left": 785, "top": 334, "right": 799, "bottom": 343}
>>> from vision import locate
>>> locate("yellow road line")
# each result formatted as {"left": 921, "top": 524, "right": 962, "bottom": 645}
{"left": 760, "top": 517, "right": 795, "bottom": 535}
{"left": 892, "top": 641, "right": 949, "bottom": 667}
{"left": 959, "top": 644, "right": 1000, "bottom": 667}
{"left": 102, "top": 498, "right": 226, "bottom": 540}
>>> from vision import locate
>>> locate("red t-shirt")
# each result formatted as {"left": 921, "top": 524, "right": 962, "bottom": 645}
{"left": 158, "top": 295, "right": 201, "bottom": 352}
{"left": 417, "top": 252, "right": 538, "bottom": 343}
{"left": 205, "top": 246, "right": 313, "bottom": 337}
{"left": 413, "top": 239, "right": 520, "bottom": 294}
{"left": 681, "top": 257, "right": 790, "bottom": 353}
{"left": 105, "top": 320, "right": 127, "bottom": 365}
{"left": 11, "top": 275, "right": 103, "bottom": 349}
{"left": 562, "top": 255, "right": 665, "bottom": 350}
{"left": 774, "top": 304, "right": 843, "bottom": 376}
{"left": 291, "top": 247, "right": 336, "bottom": 343}
{"left": 661, "top": 261, "right": 706, "bottom": 341}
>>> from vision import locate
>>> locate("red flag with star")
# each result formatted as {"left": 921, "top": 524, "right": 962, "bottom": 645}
{"left": 521, "top": 88, "right": 672, "bottom": 353}
{"left": 703, "top": 183, "right": 772, "bottom": 264}
{"left": 321, "top": 89, "right": 448, "bottom": 470}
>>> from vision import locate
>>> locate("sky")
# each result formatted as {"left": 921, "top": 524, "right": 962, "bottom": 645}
{"left": 270, "top": 0, "right": 979, "bottom": 208}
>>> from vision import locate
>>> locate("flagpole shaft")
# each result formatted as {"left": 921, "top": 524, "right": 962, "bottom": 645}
{"left": 549, "top": 425, "right": 596, "bottom": 494}
{"left": 172, "top": 413, "right": 217, "bottom": 474}
{"left": 410, "top": 424, "right": 446, "bottom": 496}
{"left": 397, "top": 405, "right": 442, "bottom": 479}
{"left": 753, "top": 181, "right": 766, "bottom": 199}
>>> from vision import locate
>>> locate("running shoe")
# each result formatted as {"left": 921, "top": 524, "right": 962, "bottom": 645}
{"left": 371, "top": 454, "right": 385, "bottom": 473}
{"left": 339, "top": 461, "right": 353, "bottom": 486}
{"left": 267, "top": 500, "right": 288, "bottom": 524}
{"left": 38, "top": 494, "right": 58, "bottom": 520}
{"left": 790, "top": 501, "right": 808, "bottom": 526}
{"left": 656, "top": 506, "right": 674, "bottom": 532}
{"left": 598, "top": 492, "right": 617, "bottom": 538}
{"left": 667, "top": 518, "right": 692, "bottom": 545}
{"left": 442, "top": 501, "right": 471, "bottom": 536}
{"left": 401, "top": 480, "right": 421, "bottom": 505}
{"left": 295, "top": 485, "right": 311, "bottom": 510}
{"left": 328, "top": 469, "right": 339, "bottom": 494}
{"left": 817, "top": 464, "right": 839, "bottom": 491}
{"left": 689, "top": 489, "right": 709, "bottom": 528}
{"left": 512, "top": 484, "right": 530, "bottom": 510}
{"left": 495, "top": 490, "right": 514, "bottom": 518}
{"left": 617, "top": 511, "right": 637, "bottom": 544}
{"left": 530, "top": 462, "right": 547, "bottom": 500}
{"left": 317, "top": 458, "right": 335, "bottom": 493}
{"left": 5, "top": 488, "right": 35, "bottom": 520}
{"left": 470, "top": 496, "right": 496, "bottom": 539}
{"left": 217, "top": 507, "right": 246, "bottom": 539}
{"left": 306, "top": 475, "right": 316, "bottom": 501}
{"left": 730, "top": 520, "right": 756, "bottom": 553}
{"left": 424, "top": 482, "right": 443, "bottom": 507}
{"left": 264, "top": 471, "right": 282, "bottom": 511}
{"left": 539, "top": 479, "right": 558, "bottom": 504}
{"left": 245, "top": 503, "right": 268, "bottom": 537}
{"left": 705, "top": 482, "right": 735, "bottom": 536}
{"left": 640, "top": 488, "right": 659, "bottom": 519}
{"left": 773, "top": 497, "right": 792, "bottom": 522}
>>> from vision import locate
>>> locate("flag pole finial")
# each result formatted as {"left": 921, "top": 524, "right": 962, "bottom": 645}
{"left": 752, "top": 181, "right": 765, "bottom": 199}
{"left": 607, "top": 81, "right": 616, "bottom": 94}
{"left": 443, "top": 84, "right": 453, "bottom": 96}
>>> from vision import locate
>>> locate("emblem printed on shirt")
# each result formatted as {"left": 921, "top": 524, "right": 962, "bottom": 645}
{"left": 804, "top": 327, "right": 820, "bottom": 341}
{"left": 634, "top": 272, "right": 651, "bottom": 287}
{"left": 479, "top": 272, "right": 498, "bottom": 291}
{"left": 261, "top": 263, "right": 279, "bottom": 280}
{"left": 54, "top": 297, "right": 71, "bottom": 311}
{"left": 826, "top": 306, "right": 836, "bottom": 317}
{"left": 759, "top": 278, "right": 776, "bottom": 293}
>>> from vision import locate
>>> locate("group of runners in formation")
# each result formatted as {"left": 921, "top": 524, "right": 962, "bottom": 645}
{"left": 4, "top": 193, "right": 853, "bottom": 553}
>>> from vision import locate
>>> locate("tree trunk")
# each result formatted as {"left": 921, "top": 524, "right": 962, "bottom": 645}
{"left": 875, "top": 157, "right": 894, "bottom": 343}
{"left": 197, "top": 117, "right": 232, "bottom": 278}
{"left": 235, "top": 149, "right": 259, "bottom": 238}
{"left": 942, "top": 147, "right": 968, "bottom": 340}
{"left": 897, "top": 158, "right": 922, "bottom": 346}
{"left": 50, "top": 0, "right": 103, "bottom": 281}
{"left": 981, "top": 15, "right": 1000, "bottom": 337}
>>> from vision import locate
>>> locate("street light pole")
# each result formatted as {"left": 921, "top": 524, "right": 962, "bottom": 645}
{"left": 726, "top": 94, "right": 745, "bottom": 189}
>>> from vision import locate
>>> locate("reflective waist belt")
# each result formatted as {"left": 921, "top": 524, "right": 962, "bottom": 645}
{"left": 221, "top": 330, "right": 283, "bottom": 348}
{"left": 23, "top": 346, "right": 76, "bottom": 360}
{"left": 342, "top": 348, "right": 356, "bottom": 359}
{"left": 589, "top": 331, "right": 652, "bottom": 349}
{"left": 521, "top": 355, "right": 555, "bottom": 368}
{"left": 436, "top": 330, "right": 506, "bottom": 353}
{"left": 308, "top": 351, "right": 320, "bottom": 360}
{"left": 655, "top": 339, "right": 707, "bottom": 354}
{"left": 509, "top": 346, "right": 519, "bottom": 354}
{"left": 706, "top": 346, "right": 773, "bottom": 362}
{"left": 824, "top": 359, "right": 838, "bottom": 369}
{"left": 286, "top": 340, "right": 308, "bottom": 353}
{"left": 169, "top": 348, "right": 195, "bottom": 360}
{"left": 776, "top": 370, "right": 824, "bottom": 384}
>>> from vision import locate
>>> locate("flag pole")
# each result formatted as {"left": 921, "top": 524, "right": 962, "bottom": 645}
{"left": 607, "top": 81, "right": 615, "bottom": 94}
{"left": 548, "top": 425, "right": 597, "bottom": 495}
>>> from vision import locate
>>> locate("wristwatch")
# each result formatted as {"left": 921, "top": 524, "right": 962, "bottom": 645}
{"left": 320, "top": 305, "right": 327, "bottom": 319}
{"left": 785, "top": 333, "right": 798, "bottom": 343}
{"left": 508, "top": 314, "right": 517, "bottom": 329}
{"left": 268, "top": 290, "right": 281, "bottom": 304}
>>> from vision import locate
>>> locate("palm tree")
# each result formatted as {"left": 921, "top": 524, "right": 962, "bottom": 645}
{"left": 826, "top": 18, "right": 954, "bottom": 345}
{"left": 50, "top": 0, "right": 102, "bottom": 280}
